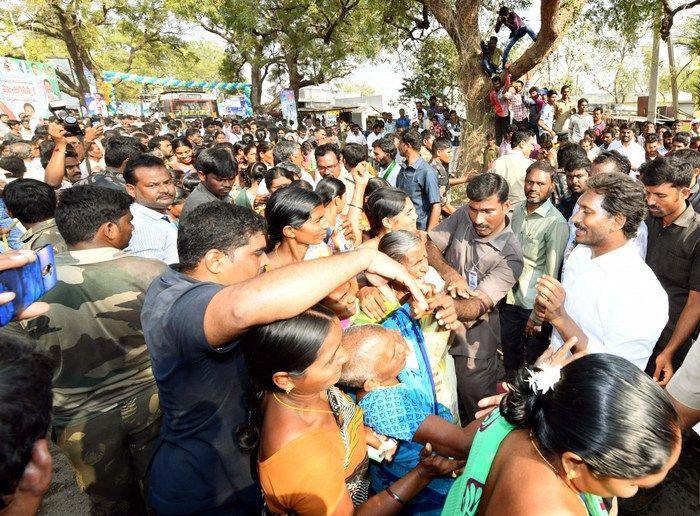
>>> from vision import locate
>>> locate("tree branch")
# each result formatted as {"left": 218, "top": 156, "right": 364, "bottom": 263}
{"left": 509, "top": 0, "right": 587, "bottom": 81}
{"left": 422, "top": 0, "right": 460, "bottom": 44}
{"left": 660, "top": 0, "right": 700, "bottom": 40}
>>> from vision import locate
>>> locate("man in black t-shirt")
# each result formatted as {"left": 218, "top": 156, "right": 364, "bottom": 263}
{"left": 141, "top": 202, "right": 427, "bottom": 514}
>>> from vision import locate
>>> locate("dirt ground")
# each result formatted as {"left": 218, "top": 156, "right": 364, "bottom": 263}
{"left": 39, "top": 436, "right": 699, "bottom": 515}
{"left": 38, "top": 444, "right": 90, "bottom": 515}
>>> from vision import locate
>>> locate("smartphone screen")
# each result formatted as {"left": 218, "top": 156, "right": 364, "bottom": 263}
{"left": 0, "top": 245, "right": 57, "bottom": 326}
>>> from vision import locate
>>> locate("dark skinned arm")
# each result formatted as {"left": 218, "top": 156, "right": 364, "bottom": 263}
{"left": 426, "top": 203, "right": 442, "bottom": 231}
{"left": 426, "top": 239, "right": 493, "bottom": 321}
{"left": 203, "top": 249, "right": 427, "bottom": 347}
{"left": 354, "top": 445, "right": 464, "bottom": 515}
{"left": 413, "top": 415, "right": 482, "bottom": 460}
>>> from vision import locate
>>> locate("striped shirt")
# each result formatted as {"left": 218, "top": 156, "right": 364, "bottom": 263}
{"left": 125, "top": 202, "right": 179, "bottom": 264}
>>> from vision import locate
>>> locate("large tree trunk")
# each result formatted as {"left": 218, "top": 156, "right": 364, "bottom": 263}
{"left": 53, "top": 5, "right": 97, "bottom": 108}
{"left": 285, "top": 52, "right": 304, "bottom": 102}
{"left": 249, "top": 60, "right": 264, "bottom": 111}
{"left": 424, "top": 0, "right": 588, "bottom": 175}
{"left": 455, "top": 52, "right": 495, "bottom": 172}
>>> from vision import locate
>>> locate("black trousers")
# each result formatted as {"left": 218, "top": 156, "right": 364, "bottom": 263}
{"left": 494, "top": 115, "right": 510, "bottom": 145}
{"left": 453, "top": 354, "right": 499, "bottom": 424}
{"left": 644, "top": 337, "right": 693, "bottom": 378}
{"left": 499, "top": 303, "right": 552, "bottom": 377}
{"left": 514, "top": 118, "right": 530, "bottom": 131}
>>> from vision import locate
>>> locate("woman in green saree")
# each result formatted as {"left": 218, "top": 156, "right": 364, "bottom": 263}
{"left": 442, "top": 353, "right": 682, "bottom": 516}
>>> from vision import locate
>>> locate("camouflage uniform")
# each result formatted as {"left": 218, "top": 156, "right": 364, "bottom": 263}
{"left": 74, "top": 167, "right": 127, "bottom": 192}
{"left": 1, "top": 247, "right": 166, "bottom": 515}
{"left": 20, "top": 217, "right": 68, "bottom": 254}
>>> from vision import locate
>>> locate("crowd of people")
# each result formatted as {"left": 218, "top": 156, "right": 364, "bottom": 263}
{"left": 0, "top": 87, "right": 698, "bottom": 516}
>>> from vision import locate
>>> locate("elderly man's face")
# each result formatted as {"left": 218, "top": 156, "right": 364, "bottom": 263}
{"left": 373, "top": 331, "right": 410, "bottom": 382}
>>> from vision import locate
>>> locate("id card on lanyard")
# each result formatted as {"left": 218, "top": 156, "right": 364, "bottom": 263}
{"left": 468, "top": 267, "right": 478, "bottom": 290}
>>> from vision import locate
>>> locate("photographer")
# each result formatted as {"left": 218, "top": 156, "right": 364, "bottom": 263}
{"left": 44, "top": 110, "right": 103, "bottom": 189}
{"left": 45, "top": 121, "right": 118, "bottom": 189}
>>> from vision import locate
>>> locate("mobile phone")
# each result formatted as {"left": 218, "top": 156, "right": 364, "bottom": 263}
{"left": 0, "top": 245, "right": 57, "bottom": 326}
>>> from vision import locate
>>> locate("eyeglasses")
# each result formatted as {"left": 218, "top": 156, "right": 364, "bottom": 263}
{"left": 317, "top": 163, "right": 339, "bottom": 172}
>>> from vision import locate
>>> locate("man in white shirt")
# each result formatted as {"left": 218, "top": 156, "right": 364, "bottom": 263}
{"left": 609, "top": 123, "right": 646, "bottom": 171}
{"left": 372, "top": 137, "right": 400, "bottom": 186}
{"left": 345, "top": 123, "right": 367, "bottom": 146}
{"left": 490, "top": 130, "right": 535, "bottom": 205}
{"left": 568, "top": 98, "right": 593, "bottom": 143}
{"left": 228, "top": 121, "right": 243, "bottom": 143}
{"left": 7, "top": 142, "right": 44, "bottom": 182}
{"left": 537, "top": 90, "right": 557, "bottom": 140}
{"left": 535, "top": 172, "right": 668, "bottom": 369}
{"left": 124, "top": 154, "right": 179, "bottom": 264}
{"left": 79, "top": 141, "right": 106, "bottom": 178}
{"left": 382, "top": 112, "right": 396, "bottom": 134}
{"left": 19, "top": 118, "right": 34, "bottom": 140}
{"left": 563, "top": 150, "right": 648, "bottom": 262}
{"left": 365, "top": 122, "right": 385, "bottom": 152}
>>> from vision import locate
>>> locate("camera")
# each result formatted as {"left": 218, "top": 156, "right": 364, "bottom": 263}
{"left": 48, "top": 100, "right": 83, "bottom": 137}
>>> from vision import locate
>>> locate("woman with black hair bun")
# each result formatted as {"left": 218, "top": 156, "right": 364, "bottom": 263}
{"left": 443, "top": 351, "right": 682, "bottom": 515}
{"left": 264, "top": 186, "right": 330, "bottom": 268}
{"left": 359, "top": 187, "right": 419, "bottom": 250}
{"left": 235, "top": 161, "right": 267, "bottom": 212}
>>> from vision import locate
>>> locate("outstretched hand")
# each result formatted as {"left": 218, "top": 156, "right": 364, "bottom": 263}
{"left": 473, "top": 337, "right": 584, "bottom": 419}
{"left": 534, "top": 336, "right": 585, "bottom": 368}
{"left": 418, "top": 443, "right": 465, "bottom": 479}
{"left": 365, "top": 251, "right": 429, "bottom": 313}
{"left": 0, "top": 250, "right": 50, "bottom": 322}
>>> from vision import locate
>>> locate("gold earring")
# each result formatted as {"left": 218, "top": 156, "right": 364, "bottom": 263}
{"left": 285, "top": 385, "right": 293, "bottom": 394}
{"left": 566, "top": 470, "right": 576, "bottom": 480}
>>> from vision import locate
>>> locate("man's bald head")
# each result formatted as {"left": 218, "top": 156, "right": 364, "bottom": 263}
{"left": 340, "top": 325, "right": 400, "bottom": 388}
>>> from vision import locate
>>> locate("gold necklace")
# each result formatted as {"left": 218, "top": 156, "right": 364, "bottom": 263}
{"left": 529, "top": 431, "right": 586, "bottom": 505}
{"left": 272, "top": 393, "right": 334, "bottom": 414}
{"left": 529, "top": 431, "right": 559, "bottom": 474}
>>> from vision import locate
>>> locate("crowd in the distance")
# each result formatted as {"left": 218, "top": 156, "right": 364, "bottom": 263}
{"left": 0, "top": 95, "right": 698, "bottom": 516}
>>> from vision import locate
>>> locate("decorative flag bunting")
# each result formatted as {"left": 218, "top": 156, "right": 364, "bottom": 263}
{"left": 101, "top": 71, "right": 253, "bottom": 116}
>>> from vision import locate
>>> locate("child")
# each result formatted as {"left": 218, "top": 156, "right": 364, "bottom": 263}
{"left": 482, "top": 133, "right": 499, "bottom": 171}
{"left": 167, "top": 187, "right": 188, "bottom": 223}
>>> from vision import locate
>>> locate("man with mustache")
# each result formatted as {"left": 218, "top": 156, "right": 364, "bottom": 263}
{"left": 500, "top": 161, "right": 569, "bottom": 376}
{"left": 534, "top": 173, "right": 668, "bottom": 370}
{"left": 427, "top": 173, "right": 523, "bottom": 421}
{"left": 124, "top": 154, "right": 179, "bottom": 264}
{"left": 640, "top": 157, "right": 700, "bottom": 386}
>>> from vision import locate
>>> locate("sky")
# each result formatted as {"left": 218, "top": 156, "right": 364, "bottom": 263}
{"left": 188, "top": 5, "right": 543, "bottom": 107}
{"left": 188, "top": 3, "right": 695, "bottom": 108}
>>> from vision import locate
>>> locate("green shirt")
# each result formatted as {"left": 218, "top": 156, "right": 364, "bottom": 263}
{"left": 20, "top": 218, "right": 68, "bottom": 254}
{"left": 506, "top": 200, "right": 569, "bottom": 309}
{"left": 1, "top": 247, "right": 167, "bottom": 426}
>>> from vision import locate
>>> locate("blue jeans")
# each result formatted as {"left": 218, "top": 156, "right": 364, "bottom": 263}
{"left": 482, "top": 59, "right": 499, "bottom": 75}
{"left": 502, "top": 26, "right": 538, "bottom": 65}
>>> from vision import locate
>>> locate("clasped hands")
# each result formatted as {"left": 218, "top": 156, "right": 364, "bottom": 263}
{"left": 358, "top": 279, "right": 461, "bottom": 330}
